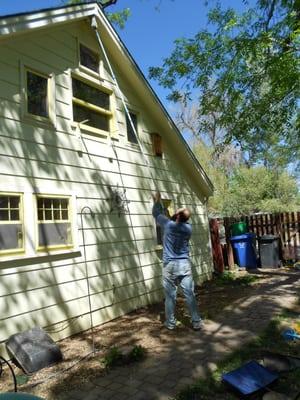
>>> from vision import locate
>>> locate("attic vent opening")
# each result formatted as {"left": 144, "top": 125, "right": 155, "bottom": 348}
{"left": 151, "top": 133, "right": 163, "bottom": 157}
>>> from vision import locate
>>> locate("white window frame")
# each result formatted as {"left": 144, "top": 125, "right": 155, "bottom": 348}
{"left": 35, "top": 194, "right": 74, "bottom": 252}
{"left": 0, "top": 192, "right": 25, "bottom": 256}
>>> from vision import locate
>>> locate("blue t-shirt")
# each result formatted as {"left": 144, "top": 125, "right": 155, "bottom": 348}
{"left": 152, "top": 203, "right": 192, "bottom": 264}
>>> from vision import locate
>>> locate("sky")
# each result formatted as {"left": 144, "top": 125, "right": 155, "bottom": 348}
{"left": 0, "top": 0, "right": 252, "bottom": 112}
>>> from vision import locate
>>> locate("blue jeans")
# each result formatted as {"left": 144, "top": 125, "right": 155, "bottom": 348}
{"left": 163, "top": 259, "right": 201, "bottom": 328}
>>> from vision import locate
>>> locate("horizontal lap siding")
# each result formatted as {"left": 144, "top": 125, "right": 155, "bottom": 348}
{"left": 0, "top": 21, "right": 212, "bottom": 356}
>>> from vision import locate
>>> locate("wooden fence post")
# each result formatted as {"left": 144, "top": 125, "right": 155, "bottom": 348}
{"left": 209, "top": 219, "right": 224, "bottom": 273}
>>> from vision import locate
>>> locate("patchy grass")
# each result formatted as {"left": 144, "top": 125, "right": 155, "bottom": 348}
{"left": 174, "top": 313, "right": 300, "bottom": 400}
{"left": 214, "top": 271, "right": 260, "bottom": 286}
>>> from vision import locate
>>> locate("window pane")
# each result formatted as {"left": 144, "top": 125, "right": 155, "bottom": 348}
{"left": 10, "top": 210, "right": 20, "bottom": 221}
{"left": 61, "top": 210, "right": 68, "bottom": 220}
{"left": 126, "top": 112, "right": 138, "bottom": 144}
{"left": 44, "top": 198, "right": 52, "bottom": 208}
{"left": 72, "top": 79, "right": 110, "bottom": 110}
{"left": 0, "top": 224, "right": 23, "bottom": 250}
{"left": 60, "top": 199, "right": 68, "bottom": 209}
{"left": 80, "top": 44, "right": 99, "bottom": 73}
{"left": 45, "top": 210, "right": 52, "bottom": 220}
{"left": 27, "top": 71, "right": 48, "bottom": 118}
{"left": 39, "top": 223, "right": 71, "bottom": 247}
{"left": 53, "top": 209, "right": 61, "bottom": 220}
{"left": 0, "top": 210, "right": 9, "bottom": 221}
{"left": 38, "top": 210, "right": 44, "bottom": 220}
{"left": 9, "top": 197, "right": 20, "bottom": 208}
{"left": 52, "top": 199, "right": 60, "bottom": 208}
{"left": 73, "top": 104, "right": 109, "bottom": 131}
{"left": 0, "top": 197, "right": 9, "bottom": 208}
{"left": 37, "top": 198, "right": 44, "bottom": 209}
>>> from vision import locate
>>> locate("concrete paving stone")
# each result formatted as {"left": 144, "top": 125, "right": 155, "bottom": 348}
{"left": 84, "top": 387, "right": 106, "bottom": 400}
{"left": 63, "top": 389, "right": 84, "bottom": 400}
{"left": 144, "top": 373, "right": 167, "bottom": 385}
{"left": 116, "top": 384, "right": 139, "bottom": 396}
{"left": 133, "top": 390, "right": 157, "bottom": 400}
{"left": 108, "top": 394, "right": 127, "bottom": 400}
{"left": 91, "top": 374, "right": 115, "bottom": 388}
{"left": 105, "top": 381, "right": 125, "bottom": 392}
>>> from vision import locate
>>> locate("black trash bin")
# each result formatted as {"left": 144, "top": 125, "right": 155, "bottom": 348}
{"left": 258, "top": 235, "right": 280, "bottom": 268}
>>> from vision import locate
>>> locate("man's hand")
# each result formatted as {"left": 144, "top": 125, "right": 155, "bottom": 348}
{"left": 152, "top": 191, "right": 161, "bottom": 203}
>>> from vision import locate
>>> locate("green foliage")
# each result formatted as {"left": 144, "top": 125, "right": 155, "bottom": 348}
{"left": 150, "top": 1, "right": 300, "bottom": 170}
{"left": 102, "top": 346, "right": 123, "bottom": 369}
{"left": 64, "top": 0, "right": 130, "bottom": 29}
{"left": 101, "top": 344, "right": 147, "bottom": 369}
{"left": 193, "top": 140, "right": 299, "bottom": 216}
{"left": 221, "top": 166, "right": 299, "bottom": 216}
{"left": 215, "top": 271, "right": 259, "bottom": 286}
{"left": 127, "top": 345, "right": 147, "bottom": 362}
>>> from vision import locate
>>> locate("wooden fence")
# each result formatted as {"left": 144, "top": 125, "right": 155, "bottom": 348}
{"left": 210, "top": 212, "right": 300, "bottom": 272}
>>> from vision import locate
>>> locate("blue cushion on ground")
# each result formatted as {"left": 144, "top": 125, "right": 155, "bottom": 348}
{"left": 222, "top": 360, "right": 278, "bottom": 395}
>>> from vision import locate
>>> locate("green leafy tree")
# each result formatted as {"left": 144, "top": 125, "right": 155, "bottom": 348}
{"left": 220, "top": 166, "right": 299, "bottom": 216}
{"left": 149, "top": 0, "right": 300, "bottom": 171}
{"left": 65, "top": 0, "right": 130, "bottom": 29}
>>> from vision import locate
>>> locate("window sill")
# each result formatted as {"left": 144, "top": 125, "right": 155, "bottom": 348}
{"left": 0, "top": 249, "right": 81, "bottom": 270}
{"left": 23, "top": 113, "right": 55, "bottom": 130}
{"left": 71, "top": 122, "right": 110, "bottom": 139}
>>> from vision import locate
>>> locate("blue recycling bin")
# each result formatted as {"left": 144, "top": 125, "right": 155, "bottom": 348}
{"left": 230, "top": 233, "right": 257, "bottom": 269}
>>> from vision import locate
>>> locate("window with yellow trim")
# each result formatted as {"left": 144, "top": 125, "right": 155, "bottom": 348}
{"left": 72, "top": 77, "right": 112, "bottom": 133}
{"left": 0, "top": 194, "right": 24, "bottom": 255}
{"left": 36, "top": 196, "right": 73, "bottom": 250}
{"left": 156, "top": 199, "right": 174, "bottom": 246}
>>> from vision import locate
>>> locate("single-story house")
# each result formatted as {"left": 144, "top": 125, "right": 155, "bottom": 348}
{"left": 0, "top": 2, "right": 214, "bottom": 357}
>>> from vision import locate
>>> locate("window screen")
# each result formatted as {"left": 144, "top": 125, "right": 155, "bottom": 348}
{"left": 27, "top": 71, "right": 48, "bottom": 118}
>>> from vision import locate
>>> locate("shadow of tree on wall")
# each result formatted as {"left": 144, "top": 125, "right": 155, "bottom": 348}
{"left": 0, "top": 16, "right": 214, "bottom": 400}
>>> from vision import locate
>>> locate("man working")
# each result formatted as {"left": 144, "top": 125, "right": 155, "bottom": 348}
{"left": 152, "top": 191, "right": 203, "bottom": 330}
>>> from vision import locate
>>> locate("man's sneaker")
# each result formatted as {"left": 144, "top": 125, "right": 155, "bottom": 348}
{"left": 192, "top": 320, "right": 204, "bottom": 331}
{"left": 164, "top": 321, "right": 182, "bottom": 330}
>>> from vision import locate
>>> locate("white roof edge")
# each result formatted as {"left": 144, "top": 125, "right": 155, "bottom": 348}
{"left": 0, "top": 2, "right": 213, "bottom": 197}
{"left": 0, "top": 3, "right": 98, "bottom": 38}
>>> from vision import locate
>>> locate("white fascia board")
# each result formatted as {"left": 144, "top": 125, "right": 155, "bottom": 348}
{"left": 0, "top": 3, "right": 98, "bottom": 39}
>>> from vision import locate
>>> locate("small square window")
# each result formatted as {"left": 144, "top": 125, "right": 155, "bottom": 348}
{"left": 27, "top": 71, "right": 49, "bottom": 118}
{"left": 0, "top": 194, "right": 24, "bottom": 254}
{"left": 80, "top": 44, "right": 99, "bottom": 73}
{"left": 36, "top": 196, "right": 73, "bottom": 250}
{"left": 126, "top": 111, "right": 138, "bottom": 144}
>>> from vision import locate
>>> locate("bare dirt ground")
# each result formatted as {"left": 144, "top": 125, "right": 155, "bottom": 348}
{"left": 0, "top": 268, "right": 298, "bottom": 399}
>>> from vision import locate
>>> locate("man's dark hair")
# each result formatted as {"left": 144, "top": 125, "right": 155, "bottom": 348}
{"left": 171, "top": 208, "right": 191, "bottom": 222}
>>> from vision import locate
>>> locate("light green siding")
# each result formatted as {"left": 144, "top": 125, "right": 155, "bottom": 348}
{"left": 0, "top": 20, "right": 213, "bottom": 357}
